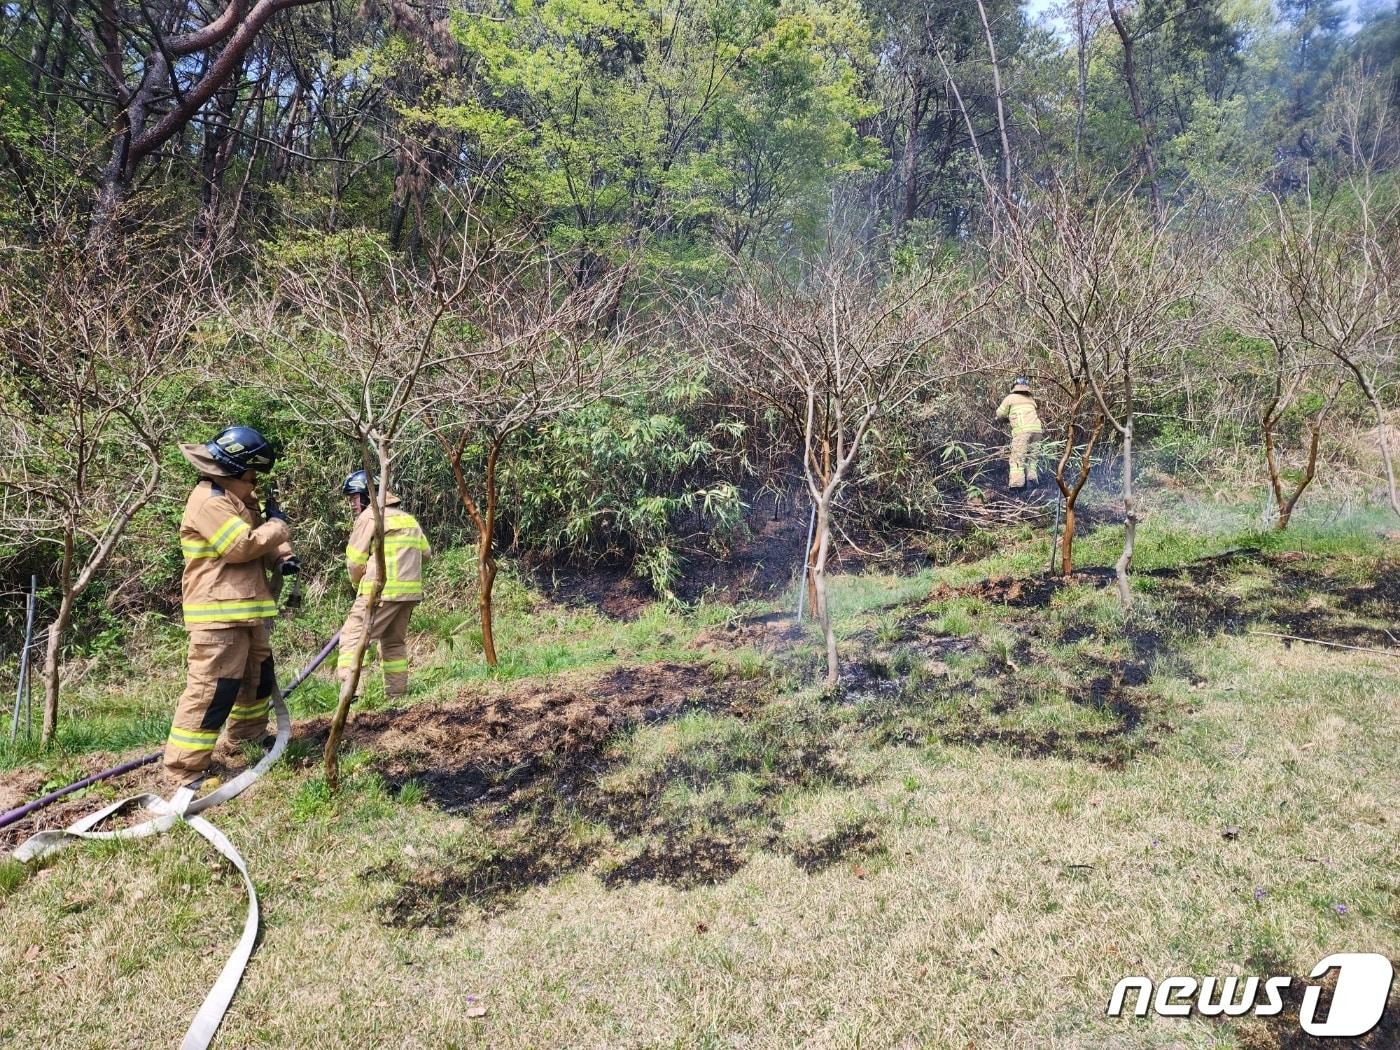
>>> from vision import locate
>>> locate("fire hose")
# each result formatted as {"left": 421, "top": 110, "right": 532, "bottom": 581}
{"left": 0, "top": 632, "right": 339, "bottom": 832}
{"left": 3, "top": 631, "right": 339, "bottom": 1050}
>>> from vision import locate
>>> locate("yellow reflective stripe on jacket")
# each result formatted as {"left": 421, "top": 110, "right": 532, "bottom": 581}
{"left": 182, "top": 599, "right": 279, "bottom": 623}
{"left": 346, "top": 545, "right": 371, "bottom": 566}
{"left": 182, "top": 540, "right": 219, "bottom": 560}
{"left": 167, "top": 726, "right": 218, "bottom": 751}
{"left": 209, "top": 516, "right": 251, "bottom": 555}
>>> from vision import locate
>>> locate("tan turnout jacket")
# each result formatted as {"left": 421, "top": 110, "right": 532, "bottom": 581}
{"left": 179, "top": 480, "right": 290, "bottom": 629}
{"left": 996, "top": 392, "right": 1043, "bottom": 435}
{"left": 346, "top": 495, "right": 431, "bottom": 602}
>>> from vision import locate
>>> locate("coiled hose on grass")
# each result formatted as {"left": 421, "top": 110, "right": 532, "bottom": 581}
{"left": 0, "top": 631, "right": 339, "bottom": 832}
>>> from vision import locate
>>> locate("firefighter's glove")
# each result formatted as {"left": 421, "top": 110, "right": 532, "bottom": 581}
{"left": 278, "top": 555, "right": 302, "bottom": 575}
{"left": 264, "top": 498, "right": 289, "bottom": 524}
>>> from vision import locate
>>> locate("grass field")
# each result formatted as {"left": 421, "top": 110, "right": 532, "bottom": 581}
{"left": 1, "top": 494, "right": 1396, "bottom": 1048}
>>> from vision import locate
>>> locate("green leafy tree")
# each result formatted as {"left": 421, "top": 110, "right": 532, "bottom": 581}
{"left": 425, "top": 0, "right": 877, "bottom": 276}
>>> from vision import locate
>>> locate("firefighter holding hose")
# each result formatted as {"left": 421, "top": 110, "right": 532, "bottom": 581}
{"left": 164, "top": 426, "right": 297, "bottom": 787}
{"left": 996, "top": 376, "right": 1044, "bottom": 491}
{"left": 337, "top": 471, "right": 431, "bottom": 699}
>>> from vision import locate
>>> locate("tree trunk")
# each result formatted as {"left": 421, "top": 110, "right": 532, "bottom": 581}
{"left": 812, "top": 499, "right": 838, "bottom": 690}
{"left": 479, "top": 533, "right": 498, "bottom": 668}
{"left": 87, "top": 0, "right": 326, "bottom": 241}
{"left": 1332, "top": 364, "right": 1398, "bottom": 520}
{"left": 1362, "top": 384, "right": 1400, "bottom": 520}
{"left": 1054, "top": 404, "right": 1103, "bottom": 578}
{"left": 1263, "top": 402, "right": 1326, "bottom": 532}
{"left": 1061, "top": 502, "right": 1078, "bottom": 576}
{"left": 1114, "top": 417, "right": 1136, "bottom": 608}
{"left": 92, "top": 150, "right": 130, "bottom": 238}
{"left": 324, "top": 589, "right": 377, "bottom": 792}
{"left": 478, "top": 441, "right": 501, "bottom": 668}
{"left": 1106, "top": 0, "right": 1164, "bottom": 223}
{"left": 975, "top": 0, "right": 1013, "bottom": 203}
{"left": 896, "top": 78, "right": 925, "bottom": 234}
{"left": 197, "top": 66, "right": 247, "bottom": 252}
{"left": 435, "top": 427, "right": 507, "bottom": 668}
{"left": 1073, "top": 0, "right": 1088, "bottom": 183}
{"left": 40, "top": 592, "right": 73, "bottom": 746}
{"left": 39, "top": 528, "right": 78, "bottom": 746}
{"left": 1262, "top": 399, "right": 1287, "bottom": 528}
{"left": 88, "top": 0, "right": 130, "bottom": 237}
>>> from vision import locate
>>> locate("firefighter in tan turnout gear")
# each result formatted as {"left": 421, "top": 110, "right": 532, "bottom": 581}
{"left": 996, "top": 377, "right": 1045, "bottom": 490}
{"left": 337, "top": 471, "right": 431, "bottom": 698}
{"left": 165, "top": 426, "right": 297, "bottom": 786}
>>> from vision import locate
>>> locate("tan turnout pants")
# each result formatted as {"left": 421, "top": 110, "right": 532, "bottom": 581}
{"left": 164, "top": 622, "right": 275, "bottom": 781}
{"left": 1009, "top": 430, "right": 1042, "bottom": 488}
{"left": 338, "top": 597, "right": 415, "bottom": 697}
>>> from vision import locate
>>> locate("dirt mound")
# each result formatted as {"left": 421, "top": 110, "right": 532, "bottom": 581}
{"left": 334, "top": 662, "right": 725, "bottom": 812}
{"left": 689, "top": 610, "right": 804, "bottom": 655}
{"left": 928, "top": 568, "right": 1118, "bottom": 609}
{"left": 358, "top": 663, "right": 870, "bottom": 925}
{"left": 1, "top": 661, "right": 730, "bottom": 854}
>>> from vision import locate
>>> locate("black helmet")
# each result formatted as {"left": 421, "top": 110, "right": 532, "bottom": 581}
{"left": 206, "top": 426, "right": 277, "bottom": 475}
{"left": 342, "top": 470, "right": 377, "bottom": 496}
{"left": 1011, "top": 376, "right": 1032, "bottom": 394}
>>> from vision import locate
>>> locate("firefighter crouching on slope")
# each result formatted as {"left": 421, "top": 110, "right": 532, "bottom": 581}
{"left": 165, "top": 426, "right": 298, "bottom": 788}
{"left": 337, "top": 471, "right": 431, "bottom": 699}
{"left": 996, "top": 377, "right": 1044, "bottom": 490}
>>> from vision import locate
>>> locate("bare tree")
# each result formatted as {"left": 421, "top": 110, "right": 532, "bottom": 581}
{"left": 0, "top": 238, "right": 199, "bottom": 744}
{"left": 707, "top": 248, "right": 982, "bottom": 687}
{"left": 1261, "top": 375, "right": 1347, "bottom": 530}
{"left": 999, "top": 244, "right": 1106, "bottom": 576}
{"left": 235, "top": 225, "right": 476, "bottom": 788}
{"left": 421, "top": 248, "right": 636, "bottom": 668}
{"left": 1220, "top": 232, "right": 1348, "bottom": 530}
{"left": 1280, "top": 72, "right": 1400, "bottom": 520}
{"left": 1275, "top": 201, "right": 1400, "bottom": 519}
{"left": 1007, "top": 182, "right": 1199, "bottom": 604}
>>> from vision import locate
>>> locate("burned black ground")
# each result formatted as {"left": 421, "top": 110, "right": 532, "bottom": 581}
{"left": 1230, "top": 956, "right": 1400, "bottom": 1050}
{"left": 817, "top": 549, "right": 1395, "bottom": 769}
{"left": 362, "top": 548, "right": 1396, "bottom": 928}
{"left": 361, "top": 667, "right": 874, "bottom": 926}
